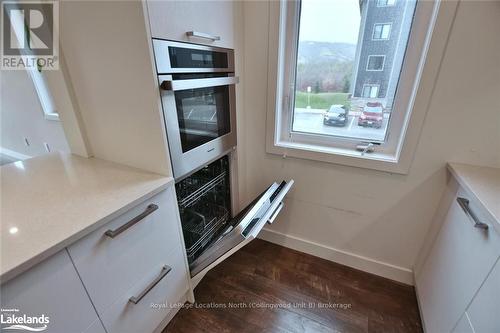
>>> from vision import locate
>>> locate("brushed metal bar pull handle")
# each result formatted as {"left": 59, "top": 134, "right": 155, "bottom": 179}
{"left": 105, "top": 204, "right": 158, "bottom": 238}
{"left": 186, "top": 31, "right": 221, "bottom": 41}
{"left": 456, "top": 197, "right": 488, "bottom": 230}
{"left": 160, "top": 76, "right": 239, "bottom": 91}
{"left": 129, "top": 265, "right": 171, "bottom": 304}
{"left": 267, "top": 202, "right": 284, "bottom": 225}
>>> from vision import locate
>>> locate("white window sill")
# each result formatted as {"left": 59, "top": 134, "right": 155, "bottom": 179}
{"left": 266, "top": 140, "right": 411, "bottom": 174}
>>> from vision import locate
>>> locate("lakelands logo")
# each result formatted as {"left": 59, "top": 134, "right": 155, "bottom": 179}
{"left": 1, "top": 308, "right": 49, "bottom": 331}
{"left": 1, "top": 1, "right": 59, "bottom": 70}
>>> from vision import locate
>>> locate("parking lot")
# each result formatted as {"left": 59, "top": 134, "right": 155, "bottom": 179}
{"left": 292, "top": 108, "right": 389, "bottom": 142}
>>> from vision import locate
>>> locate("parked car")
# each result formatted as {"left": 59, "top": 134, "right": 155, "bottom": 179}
{"left": 358, "top": 102, "right": 384, "bottom": 128}
{"left": 323, "top": 105, "right": 348, "bottom": 127}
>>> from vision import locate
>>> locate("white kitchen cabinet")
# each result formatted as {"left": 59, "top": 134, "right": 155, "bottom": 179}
{"left": 1, "top": 250, "right": 104, "bottom": 333}
{"left": 416, "top": 187, "right": 500, "bottom": 333}
{"left": 100, "top": 242, "right": 188, "bottom": 333}
{"left": 453, "top": 313, "right": 474, "bottom": 333}
{"left": 466, "top": 258, "right": 500, "bottom": 333}
{"left": 146, "top": 0, "right": 238, "bottom": 49}
{"left": 67, "top": 187, "right": 190, "bottom": 316}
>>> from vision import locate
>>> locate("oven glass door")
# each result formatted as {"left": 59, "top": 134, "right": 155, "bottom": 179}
{"left": 175, "top": 85, "right": 230, "bottom": 153}
{"left": 159, "top": 74, "right": 238, "bottom": 180}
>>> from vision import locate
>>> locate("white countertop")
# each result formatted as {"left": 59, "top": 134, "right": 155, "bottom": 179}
{"left": 448, "top": 163, "right": 500, "bottom": 231}
{"left": 1, "top": 152, "right": 173, "bottom": 283}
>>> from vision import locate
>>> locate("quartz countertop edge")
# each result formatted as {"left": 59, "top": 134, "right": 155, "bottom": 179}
{"left": 1, "top": 152, "right": 174, "bottom": 283}
{"left": 447, "top": 162, "right": 500, "bottom": 234}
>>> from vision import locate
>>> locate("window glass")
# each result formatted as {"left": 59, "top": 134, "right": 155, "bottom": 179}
{"left": 373, "top": 23, "right": 391, "bottom": 40}
{"left": 291, "top": 0, "right": 417, "bottom": 142}
{"left": 377, "top": 0, "right": 396, "bottom": 7}
{"left": 367, "top": 55, "right": 385, "bottom": 70}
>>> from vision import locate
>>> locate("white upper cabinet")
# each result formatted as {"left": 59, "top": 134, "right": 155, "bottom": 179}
{"left": 146, "top": 0, "right": 238, "bottom": 49}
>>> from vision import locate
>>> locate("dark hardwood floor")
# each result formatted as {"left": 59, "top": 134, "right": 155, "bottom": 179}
{"left": 164, "top": 239, "right": 422, "bottom": 333}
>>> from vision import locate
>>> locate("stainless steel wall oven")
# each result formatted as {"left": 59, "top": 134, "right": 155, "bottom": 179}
{"left": 153, "top": 39, "right": 293, "bottom": 282}
{"left": 153, "top": 39, "right": 237, "bottom": 180}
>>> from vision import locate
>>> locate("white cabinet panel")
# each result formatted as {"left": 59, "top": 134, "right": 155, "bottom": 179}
{"left": 68, "top": 188, "right": 188, "bottom": 315}
{"left": 1, "top": 250, "right": 100, "bottom": 333}
{"left": 416, "top": 188, "right": 500, "bottom": 333}
{"left": 83, "top": 320, "right": 107, "bottom": 333}
{"left": 453, "top": 313, "right": 474, "bottom": 333}
{"left": 467, "top": 258, "right": 500, "bottom": 333}
{"left": 100, "top": 242, "right": 189, "bottom": 333}
{"left": 146, "top": 0, "right": 237, "bottom": 49}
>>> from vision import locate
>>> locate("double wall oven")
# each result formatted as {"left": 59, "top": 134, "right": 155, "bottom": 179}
{"left": 153, "top": 39, "right": 293, "bottom": 281}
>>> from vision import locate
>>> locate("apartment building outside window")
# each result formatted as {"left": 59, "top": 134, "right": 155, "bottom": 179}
{"left": 377, "top": 0, "right": 396, "bottom": 7}
{"left": 373, "top": 23, "right": 392, "bottom": 40}
{"left": 366, "top": 55, "right": 385, "bottom": 71}
{"left": 362, "top": 84, "right": 380, "bottom": 98}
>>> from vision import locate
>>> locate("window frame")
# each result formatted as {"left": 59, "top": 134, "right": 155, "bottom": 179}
{"left": 266, "top": 0, "right": 454, "bottom": 174}
{"left": 27, "top": 69, "right": 60, "bottom": 121}
{"left": 377, "top": 0, "right": 397, "bottom": 7}
{"left": 366, "top": 55, "right": 386, "bottom": 71}
{"left": 372, "top": 22, "right": 392, "bottom": 40}
{"left": 362, "top": 84, "right": 380, "bottom": 98}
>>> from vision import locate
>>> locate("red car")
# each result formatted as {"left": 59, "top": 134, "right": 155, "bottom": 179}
{"left": 358, "top": 102, "right": 384, "bottom": 129}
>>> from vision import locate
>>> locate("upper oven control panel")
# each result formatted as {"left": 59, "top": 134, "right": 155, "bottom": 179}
{"left": 152, "top": 39, "right": 235, "bottom": 74}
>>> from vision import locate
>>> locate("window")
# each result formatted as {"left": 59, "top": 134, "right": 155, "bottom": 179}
{"left": 366, "top": 55, "right": 385, "bottom": 71}
{"left": 377, "top": 0, "right": 396, "bottom": 7}
{"left": 267, "top": 0, "right": 444, "bottom": 173}
{"left": 27, "top": 69, "right": 59, "bottom": 121}
{"left": 373, "top": 23, "right": 392, "bottom": 40}
{"left": 362, "top": 84, "right": 379, "bottom": 98}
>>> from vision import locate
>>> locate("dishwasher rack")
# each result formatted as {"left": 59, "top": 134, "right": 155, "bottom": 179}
{"left": 175, "top": 155, "right": 232, "bottom": 265}
{"left": 177, "top": 171, "right": 227, "bottom": 209}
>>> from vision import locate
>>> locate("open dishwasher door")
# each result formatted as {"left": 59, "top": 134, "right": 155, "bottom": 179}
{"left": 190, "top": 179, "right": 294, "bottom": 281}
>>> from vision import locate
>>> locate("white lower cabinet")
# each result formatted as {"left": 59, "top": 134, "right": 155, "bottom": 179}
{"left": 68, "top": 187, "right": 190, "bottom": 333}
{"left": 0, "top": 250, "right": 104, "bottom": 333}
{"left": 82, "top": 321, "right": 107, "bottom": 333}
{"left": 416, "top": 187, "right": 500, "bottom": 333}
{"left": 67, "top": 188, "right": 186, "bottom": 314}
{"left": 1, "top": 187, "right": 190, "bottom": 333}
{"left": 453, "top": 313, "right": 474, "bottom": 333}
{"left": 100, "top": 243, "right": 188, "bottom": 333}
{"left": 466, "top": 258, "right": 500, "bottom": 333}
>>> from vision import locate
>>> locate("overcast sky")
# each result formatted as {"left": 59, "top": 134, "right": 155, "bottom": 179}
{"left": 298, "top": 0, "right": 361, "bottom": 44}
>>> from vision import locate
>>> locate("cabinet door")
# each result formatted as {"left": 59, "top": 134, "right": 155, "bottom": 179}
{"left": 146, "top": 0, "right": 237, "bottom": 49}
{"left": 67, "top": 188, "right": 188, "bottom": 315}
{"left": 1, "top": 250, "right": 102, "bottom": 333}
{"left": 453, "top": 313, "right": 474, "bottom": 333}
{"left": 466, "top": 258, "right": 500, "bottom": 333}
{"left": 416, "top": 189, "right": 500, "bottom": 333}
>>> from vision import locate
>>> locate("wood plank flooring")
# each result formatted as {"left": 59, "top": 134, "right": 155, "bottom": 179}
{"left": 164, "top": 239, "right": 423, "bottom": 333}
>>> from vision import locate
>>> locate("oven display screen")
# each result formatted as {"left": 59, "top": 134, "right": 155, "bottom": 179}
{"left": 169, "top": 46, "right": 228, "bottom": 68}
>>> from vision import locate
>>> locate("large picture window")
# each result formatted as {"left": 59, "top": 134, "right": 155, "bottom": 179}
{"left": 268, "top": 0, "right": 442, "bottom": 173}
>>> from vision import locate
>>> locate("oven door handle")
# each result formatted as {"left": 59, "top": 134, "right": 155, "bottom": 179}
{"left": 160, "top": 76, "right": 239, "bottom": 91}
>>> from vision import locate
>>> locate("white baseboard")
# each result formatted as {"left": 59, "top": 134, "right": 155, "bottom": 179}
{"left": 0, "top": 147, "right": 31, "bottom": 160}
{"left": 258, "top": 228, "right": 414, "bottom": 285}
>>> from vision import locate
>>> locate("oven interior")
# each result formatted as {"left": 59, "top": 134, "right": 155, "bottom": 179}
{"left": 175, "top": 155, "right": 232, "bottom": 265}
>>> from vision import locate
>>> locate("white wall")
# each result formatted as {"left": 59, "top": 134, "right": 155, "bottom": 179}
{"left": 240, "top": 0, "right": 500, "bottom": 283}
{"left": 0, "top": 70, "right": 70, "bottom": 157}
